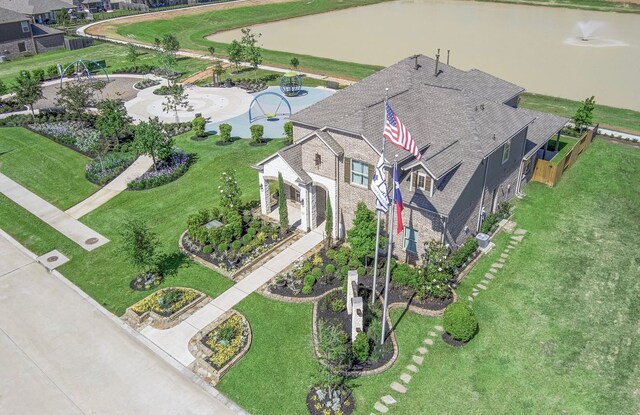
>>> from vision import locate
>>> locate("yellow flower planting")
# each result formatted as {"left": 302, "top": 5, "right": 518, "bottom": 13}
{"left": 131, "top": 288, "right": 199, "bottom": 315}
{"left": 205, "top": 314, "right": 247, "bottom": 369}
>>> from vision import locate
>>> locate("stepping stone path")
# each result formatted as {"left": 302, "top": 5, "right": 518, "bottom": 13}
{"left": 477, "top": 284, "right": 487, "bottom": 290}
{"left": 372, "top": 324, "right": 443, "bottom": 413}
{"left": 492, "top": 262, "right": 504, "bottom": 268}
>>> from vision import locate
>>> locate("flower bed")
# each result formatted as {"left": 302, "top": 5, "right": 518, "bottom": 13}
{"left": 182, "top": 211, "right": 289, "bottom": 275}
{"left": 129, "top": 271, "right": 164, "bottom": 291}
{"left": 127, "top": 152, "right": 191, "bottom": 190}
{"left": 307, "top": 385, "right": 355, "bottom": 415}
{"left": 134, "top": 78, "right": 161, "bottom": 90}
{"left": 85, "top": 151, "right": 136, "bottom": 185}
{"left": 28, "top": 121, "right": 95, "bottom": 149}
{"left": 131, "top": 287, "right": 200, "bottom": 317}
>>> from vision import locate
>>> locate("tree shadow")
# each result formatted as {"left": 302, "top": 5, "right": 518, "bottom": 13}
{"left": 157, "top": 251, "right": 189, "bottom": 279}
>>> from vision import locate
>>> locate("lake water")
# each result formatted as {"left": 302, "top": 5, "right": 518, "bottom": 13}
{"left": 209, "top": 0, "right": 640, "bottom": 111}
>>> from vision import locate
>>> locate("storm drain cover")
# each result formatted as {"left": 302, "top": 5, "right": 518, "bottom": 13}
{"left": 85, "top": 237, "right": 99, "bottom": 245}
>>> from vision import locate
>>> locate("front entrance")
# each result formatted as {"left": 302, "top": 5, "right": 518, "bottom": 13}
{"left": 315, "top": 186, "right": 327, "bottom": 226}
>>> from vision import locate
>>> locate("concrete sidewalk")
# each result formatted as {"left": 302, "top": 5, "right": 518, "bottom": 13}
{"left": 0, "top": 173, "right": 108, "bottom": 251}
{"left": 141, "top": 225, "right": 324, "bottom": 366}
{"left": 66, "top": 155, "right": 153, "bottom": 219}
{"left": 0, "top": 230, "right": 245, "bottom": 415}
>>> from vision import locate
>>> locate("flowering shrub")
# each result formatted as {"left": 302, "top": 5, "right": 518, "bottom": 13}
{"left": 134, "top": 79, "right": 160, "bottom": 90}
{"left": 127, "top": 152, "right": 191, "bottom": 190}
{"left": 205, "top": 314, "right": 248, "bottom": 369}
{"left": 29, "top": 121, "right": 94, "bottom": 148}
{"left": 86, "top": 151, "right": 136, "bottom": 185}
{"left": 131, "top": 288, "right": 199, "bottom": 316}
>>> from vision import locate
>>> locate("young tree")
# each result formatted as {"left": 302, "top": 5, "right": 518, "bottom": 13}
{"left": 278, "top": 172, "right": 288, "bottom": 232}
{"left": 573, "top": 96, "right": 596, "bottom": 133}
{"left": 119, "top": 219, "right": 160, "bottom": 275}
{"left": 227, "top": 40, "right": 243, "bottom": 70}
{"left": 75, "top": 129, "right": 112, "bottom": 174}
{"left": 96, "top": 98, "right": 131, "bottom": 147}
{"left": 126, "top": 43, "right": 140, "bottom": 65}
{"left": 212, "top": 60, "right": 226, "bottom": 86}
{"left": 417, "top": 240, "right": 454, "bottom": 300}
{"left": 55, "top": 9, "right": 70, "bottom": 27}
{"left": 219, "top": 169, "right": 242, "bottom": 213}
{"left": 315, "top": 322, "right": 350, "bottom": 398}
{"left": 325, "top": 194, "right": 333, "bottom": 247}
{"left": 290, "top": 57, "right": 299, "bottom": 70}
{"left": 240, "top": 28, "right": 262, "bottom": 81}
{"left": 162, "top": 83, "right": 189, "bottom": 123}
{"left": 283, "top": 121, "right": 294, "bottom": 145}
{"left": 13, "top": 71, "right": 42, "bottom": 121}
{"left": 55, "top": 80, "right": 96, "bottom": 117}
{"left": 133, "top": 117, "right": 174, "bottom": 170}
{"left": 159, "top": 34, "right": 180, "bottom": 74}
{"left": 347, "top": 202, "right": 378, "bottom": 267}
{"left": 207, "top": 46, "right": 216, "bottom": 57}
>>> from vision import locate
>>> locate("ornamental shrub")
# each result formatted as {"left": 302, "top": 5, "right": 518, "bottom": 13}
{"left": 250, "top": 124, "right": 264, "bottom": 144}
{"left": 231, "top": 240, "right": 242, "bottom": 251}
{"left": 349, "top": 258, "right": 362, "bottom": 269}
{"left": 191, "top": 115, "right": 206, "bottom": 138}
{"left": 325, "top": 264, "right": 336, "bottom": 275}
{"left": 392, "top": 263, "right": 419, "bottom": 288}
{"left": 218, "top": 243, "right": 228, "bottom": 252}
{"left": 443, "top": 302, "right": 479, "bottom": 342}
{"left": 202, "top": 245, "right": 213, "bottom": 254}
{"left": 246, "top": 227, "right": 257, "bottom": 238}
{"left": 352, "top": 332, "right": 370, "bottom": 362}
{"left": 326, "top": 249, "right": 337, "bottom": 260}
{"left": 480, "top": 212, "right": 499, "bottom": 234}
{"left": 242, "top": 234, "right": 252, "bottom": 244}
{"left": 357, "top": 266, "right": 366, "bottom": 277}
{"left": 331, "top": 298, "right": 346, "bottom": 313}
{"left": 304, "top": 274, "right": 316, "bottom": 287}
{"left": 311, "top": 267, "right": 322, "bottom": 279}
{"left": 335, "top": 247, "right": 350, "bottom": 266}
{"left": 219, "top": 123, "right": 232, "bottom": 143}
{"left": 301, "top": 285, "right": 313, "bottom": 295}
{"left": 450, "top": 237, "right": 479, "bottom": 269}
{"left": 340, "top": 265, "right": 349, "bottom": 279}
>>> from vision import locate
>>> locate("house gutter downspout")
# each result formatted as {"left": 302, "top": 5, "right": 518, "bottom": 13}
{"left": 476, "top": 157, "right": 490, "bottom": 232}
{"left": 515, "top": 125, "right": 531, "bottom": 197}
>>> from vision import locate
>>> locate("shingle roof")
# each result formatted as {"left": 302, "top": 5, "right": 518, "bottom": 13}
{"left": 31, "top": 23, "right": 64, "bottom": 36}
{"left": 0, "top": 0, "right": 72, "bottom": 15}
{"left": 516, "top": 108, "right": 569, "bottom": 158}
{"left": 278, "top": 144, "right": 312, "bottom": 184}
{"left": 0, "top": 6, "right": 28, "bottom": 23}
{"left": 315, "top": 130, "right": 344, "bottom": 156}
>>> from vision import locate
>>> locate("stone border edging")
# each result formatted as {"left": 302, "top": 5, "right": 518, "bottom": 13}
{"left": 310, "top": 288, "right": 400, "bottom": 377}
{"left": 122, "top": 287, "right": 209, "bottom": 330}
{"left": 387, "top": 288, "right": 458, "bottom": 317}
{"left": 189, "top": 310, "right": 252, "bottom": 385}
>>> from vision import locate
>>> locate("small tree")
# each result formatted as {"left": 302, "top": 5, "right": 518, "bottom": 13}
{"left": 213, "top": 60, "right": 226, "bottom": 85}
{"left": 250, "top": 124, "right": 264, "bottom": 144}
{"left": 134, "top": 117, "right": 173, "bottom": 170}
{"left": 290, "top": 57, "right": 299, "bottom": 70}
{"left": 573, "top": 96, "right": 596, "bottom": 133}
{"left": 240, "top": 28, "right": 262, "bottom": 81}
{"left": 347, "top": 202, "right": 378, "bottom": 267}
{"left": 159, "top": 34, "right": 180, "bottom": 74}
{"left": 55, "top": 8, "right": 70, "bottom": 27}
{"left": 13, "top": 71, "right": 42, "bottom": 121}
{"left": 75, "top": 129, "right": 112, "bottom": 173}
{"left": 126, "top": 43, "right": 140, "bottom": 65}
{"left": 119, "top": 219, "right": 160, "bottom": 275}
{"left": 219, "top": 123, "right": 232, "bottom": 143}
{"left": 315, "top": 322, "right": 350, "bottom": 398}
{"left": 325, "top": 194, "right": 333, "bottom": 247}
{"left": 416, "top": 240, "right": 454, "bottom": 300}
{"left": 191, "top": 115, "right": 206, "bottom": 138}
{"left": 283, "top": 121, "right": 293, "bottom": 145}
{"left": 207, "top": 46, "right": 216, "bottom": 57}
{"left": 55, "top": 80, "right": 96, "bottom": 117}
{"left": 96, "top": 98, "right": 130, "bottom": 147}
{"left": 218, "top": 169, "right": 242, "bottom": 213}
{"left": 162, "top": 83, "right": 189, "bottom": 123}
{"left": 227, "top": 40, "right": 243, "bottom": 70}
{"left": 278, "top": 172, "right": 288, "bottom": 232}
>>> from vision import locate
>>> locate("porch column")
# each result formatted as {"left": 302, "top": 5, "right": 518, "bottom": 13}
{"left": 300, "top": 184, "right": 310, "bottom": 232}
{"left": 259, "top": 172, "right": 270, "bottom": 215}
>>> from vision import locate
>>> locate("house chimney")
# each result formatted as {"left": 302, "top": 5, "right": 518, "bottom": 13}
{"left": 447, "top": 49, "right": 450, "bottom": 65}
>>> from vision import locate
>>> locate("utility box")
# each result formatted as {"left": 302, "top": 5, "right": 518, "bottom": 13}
{"left": 476, "top": 233, "right": 490, "bottom": 249}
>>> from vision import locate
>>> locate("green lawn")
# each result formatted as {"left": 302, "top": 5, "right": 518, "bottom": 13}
{"left": 0, "top": 127, "right": 98, "bottom": 210}
{"left": 0, "top": 42, "right": 210, "bottom": 88}
{"left": 480, "top": 0, "right": 640, "bottom": 13}
{"left": 549, "top": 135, "right": 578, "bottom": 165}
{"left": 520, "top": 92, "right": 640, "bottom": 134}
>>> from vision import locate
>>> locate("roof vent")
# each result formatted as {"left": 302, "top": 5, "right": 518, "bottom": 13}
{"left": 413, "top": 55, "right": 420, "bottom": 70}
{"left": 447, "top": 49, "right": 450, "bottom": 65}
{"left": 435, "top": 49, "right": 442, "bottom": 76}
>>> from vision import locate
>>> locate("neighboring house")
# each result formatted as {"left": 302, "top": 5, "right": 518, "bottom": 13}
{"left": 0, "top": 0, "right": 76, "bottom": 24}
{"left": 254, "top": 54, "right": 568, "bottom": 262}
{"left": 0, "top": 6, "right": 65, "bottom": 58}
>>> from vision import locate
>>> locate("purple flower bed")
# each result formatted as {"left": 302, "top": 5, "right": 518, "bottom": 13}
{"left": 127, "top": 152, "right": 191, "bottom": 190}
{"left": 28, "top": 121, "right": 94, "bottom": 149}
{"left": 86, "top": 151, "right": 136, "bottom": 185}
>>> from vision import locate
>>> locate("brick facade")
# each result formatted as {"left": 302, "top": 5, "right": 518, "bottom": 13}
{"left": 34, "top": 34, "right": 64, "bottom": 52}
{"left": 0, "top": 38, "right": 36, "bottom": 58}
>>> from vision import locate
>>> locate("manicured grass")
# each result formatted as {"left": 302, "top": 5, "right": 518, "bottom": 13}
{"left": 520, "top": 92, "right": 640, "bottom": 134}
{"left": 0, "top": 127, "right": 98, "bottom": 210}
{"left": 479, "top": 0, "right": 640, "bottom": 13}
{"left": 549, "top": 135, "right": 578, "bottom": 165}
{"left": 0, "top": 42, "right": 210, "bottom": 88}
{"left": 386, "top": 140, "right": 640, "bottom": 414}
{"left": 113, "top": 0, "right": 385, "bottom": 80}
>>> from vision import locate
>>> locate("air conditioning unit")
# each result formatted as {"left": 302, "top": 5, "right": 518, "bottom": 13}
{"left": 0, "top": 56, "right": 8, "bottom": 63}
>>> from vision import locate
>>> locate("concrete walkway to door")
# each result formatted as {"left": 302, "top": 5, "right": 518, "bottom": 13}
{"left": 141, "top": 224, "right": 325, "bottom": 366}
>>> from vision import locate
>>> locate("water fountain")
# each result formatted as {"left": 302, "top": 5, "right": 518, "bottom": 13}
{"left": 564, "top": 20, "right": 627, "bottom": 47}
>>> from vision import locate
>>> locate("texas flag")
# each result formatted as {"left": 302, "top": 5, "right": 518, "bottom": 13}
{"left": 393, "top": 165, "right": 404, "bottom": 234}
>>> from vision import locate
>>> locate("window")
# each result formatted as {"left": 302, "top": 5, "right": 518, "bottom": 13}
{"left": 404, "top": 227, "right": 418, "bottom": 253}
{"left": 17, "top": 42, "right": 26, "bottom": 52}
{"left": 314, "top": 153, "right": 322, "bottom": 167}
{"left": 502, "top": 141, "right": 511, "bottom": 164}
{"left": 351, "top": 160, "right": 369, "bottom": 187}
{"left": 410, "top": 171, "right": 433, "bottom": 196}
{"left": 21, "top": 21, "right": 30, "bottom": 33}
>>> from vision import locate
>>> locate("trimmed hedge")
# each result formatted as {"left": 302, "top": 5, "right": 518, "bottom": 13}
{"left": 443, "top": 302, "right": 479, "bottom": 342}
{"left": 450, "top": 237, "right": 479, "bottom": 269}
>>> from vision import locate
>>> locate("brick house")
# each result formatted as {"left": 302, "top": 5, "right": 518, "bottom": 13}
{"left": 0, "top": 0, "right": 76, "bottom": 24}
{"left": 0, "top": 7, "right": 65, "bottom": 58}
{"left": 254, "top": 55, "right": 567, "bottom": 262}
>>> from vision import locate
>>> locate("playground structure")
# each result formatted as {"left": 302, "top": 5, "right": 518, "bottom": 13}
{"left": 248, "top": 92, "right": 292, "bottom": 123}
{"left": 279, "top": 72, "right": 303, "bottom": 97}
{"left": 59, "top": 59, "right": 110, "bottom": 86}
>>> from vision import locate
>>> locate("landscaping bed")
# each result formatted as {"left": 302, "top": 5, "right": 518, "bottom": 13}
{"left": 306, "top": 385, "right": 355, "bottom": 415}
{"left": 85, "top": 151, "right": 136, "bottom": 185}
{"left": 129, "top": 271, "right": 164, "bottom": 291}
{"left": 123, "top": 287, "right": 207, "bottom": 329}
{"left": 134, "top": 78, "right": 161, "bottom": 90}
{"left": 127, "top": 151, "right": 192, "bottom": 190}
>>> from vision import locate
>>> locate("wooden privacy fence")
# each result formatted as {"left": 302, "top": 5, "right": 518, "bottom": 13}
{"left": 531, "top": 126, "right": 597, "bottom": 187}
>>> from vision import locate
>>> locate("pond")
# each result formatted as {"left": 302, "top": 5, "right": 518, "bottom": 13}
{"left": 209, "top": 0, "right": 640, "bottom": 111}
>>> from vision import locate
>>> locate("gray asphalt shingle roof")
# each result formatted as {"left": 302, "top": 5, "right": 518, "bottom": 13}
{"left": 277, "top": 144, "right": 312, "bottom": 184}
{"left": 0, "top": 0, "right": 72, "bottom": 15}
{"left": 0, "top": 6, "right": 28, "bottom": 23}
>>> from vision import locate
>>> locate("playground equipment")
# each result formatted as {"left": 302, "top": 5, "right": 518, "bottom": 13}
{"left": 59, "top": 59, "right": 109, "bottom": 86}
{"left": 279, "top": 71, "right": 303, "bottom": 97}
{"left": 248, "top": 92, "right": 292, "bottom": 123}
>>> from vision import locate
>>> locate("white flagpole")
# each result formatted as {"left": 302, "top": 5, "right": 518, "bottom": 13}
{"left": 381, "top": 158, "right": 397, "bottom": 346}
{"left": 371, "top": 89, "right": 389, "bottom": 305}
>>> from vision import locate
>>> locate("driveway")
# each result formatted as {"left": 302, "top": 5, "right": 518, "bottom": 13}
{"left": 0, "top": 232, "right": 240, "bottom": 415}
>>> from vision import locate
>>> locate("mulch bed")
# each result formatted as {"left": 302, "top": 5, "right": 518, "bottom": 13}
{"left": 129, "top": 272, "right": 164, "bottom": 291}
{"left": 190, "top": 135, "right": 209, "bottom": 141}
{"left": 316, "top": 289, "right": 394, "bottom": 373}
{"left": 306, "top": 385, "right": 355, "bottom": 415}
{"left": 442, "top": 331, "right": 468, "bottom": 347}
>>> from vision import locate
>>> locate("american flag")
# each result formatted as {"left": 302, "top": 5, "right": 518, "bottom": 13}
{"left": 383, "top": 100, "right": 421, "bottom": 160}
